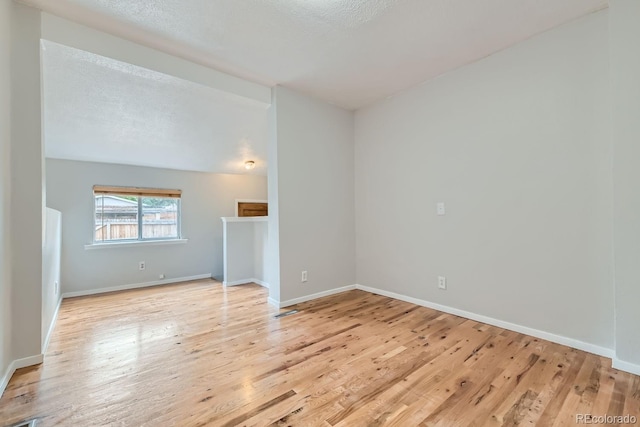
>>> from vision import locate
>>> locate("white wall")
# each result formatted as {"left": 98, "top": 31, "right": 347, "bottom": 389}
{"left": 355, "top": 11, "right": 613, "bottom": 349}
{"left": 266, "top": 104, "right": 281, "bottom": 302}
{"left": 42, "top": 208, "right": 61, "bottom": 350}
{"left": 610, "top": 0, "right": 640, "bottom": 369}
{"left": 0, "top": 0, "right": 13, "bottom": 386}
{"left": 10, "top": 2, "right": 43, "bottom": 361}
{"left": 221, "top": 219, "right": 268, "bottom": 286}
{"left": 271, "top": 86, "right": 356, "bottom": 304}
{"left": 46, "top": 159, "right": 267, "bottom": 294}
{"left": 254, "top": 221, "right": 268, "bottom": 283}
{"left": 225, "top": 223, "right": 255, "bottom": 282}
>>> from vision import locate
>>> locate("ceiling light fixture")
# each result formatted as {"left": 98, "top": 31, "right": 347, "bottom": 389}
{"left": 244, "top": 160, "right": 256, "bottom": 170}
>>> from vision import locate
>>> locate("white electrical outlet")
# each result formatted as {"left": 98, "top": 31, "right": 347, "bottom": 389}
{"left": 159, "top": 273, "right": 165, "bottom": 279}
{"left": 139, "top": 261, "right": 146, "bottom": 271}
{"left": 301, "top": 270, "right": 308, "bottom": 282}
{"left": 54, "top": 281, "right": 59, "bottom": 295}
{"left": 438, "top": 276, "right": 447, "bottom": 290}
{"left": 437, "top": 202, "right": 446, "bottom": 216}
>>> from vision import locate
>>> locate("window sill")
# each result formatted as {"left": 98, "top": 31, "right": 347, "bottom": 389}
{"left": 84, "top": 239, "right": 188, "bottom": 250}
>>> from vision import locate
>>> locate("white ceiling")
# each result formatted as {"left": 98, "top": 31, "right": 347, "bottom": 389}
{"left": 36, "top": 0, "right": 607, "bottom": 174}
{"left": 42, "top": 40, "right": 268, "bottom": 175}
{"left": 26, "top": 0, "right": 607, "bottom": 109}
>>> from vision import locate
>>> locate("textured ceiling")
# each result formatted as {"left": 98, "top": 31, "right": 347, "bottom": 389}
{"left": 42, "top": 40, "right": 268, "bottom": 174}
{"left": 25, "top": 0, "right": 607, "bottom": 109}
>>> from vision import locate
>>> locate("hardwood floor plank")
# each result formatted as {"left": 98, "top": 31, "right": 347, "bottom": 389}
{"left": 1, "top": 280, "right": 638, "bottom": 426}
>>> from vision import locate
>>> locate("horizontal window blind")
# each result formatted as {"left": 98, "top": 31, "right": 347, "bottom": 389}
{"left": 93, "top": 185, "right": 182, "bottom": 198}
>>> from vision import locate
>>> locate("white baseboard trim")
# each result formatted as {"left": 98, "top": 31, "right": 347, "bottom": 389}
{"left": 42, "top": 297, "right": 62, "bottom": 355}
{"left": 224, "top": 278, "right": 269, "bottom": 288}
{"left": 12, "top": 354, "right": 43, "bottom": 370}
{"left": 267, "top": 297, "right": 279, "bottom": 307}
{"left": 61, "top": 274, "right": 213, "bottom": 298}
{"left": 356, "top": 284, "right": 614, "bottom": 360}
{"left": 253, "top": 279, "right": 269, "bottom": 289}
{"left": 278, "top": 285, "right": 357, "bottom": 308}
{"left": 613, "top": 358, "right": 640, "bottom": 376}
{"left": 0, "top": 354, "right": 44, "bottom": 398}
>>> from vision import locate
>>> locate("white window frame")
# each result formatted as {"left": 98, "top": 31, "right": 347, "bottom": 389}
{"left": 92, "top": 186, "right": 183, "bottom": 245}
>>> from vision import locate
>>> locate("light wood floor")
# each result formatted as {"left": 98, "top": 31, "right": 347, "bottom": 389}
{"left": 0, "top": 280, "right": 638, "bottom": 426}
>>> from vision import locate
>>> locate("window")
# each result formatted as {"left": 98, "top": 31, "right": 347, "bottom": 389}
{"left": 94, "top": 185, "right": 181, "bottom": 243}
